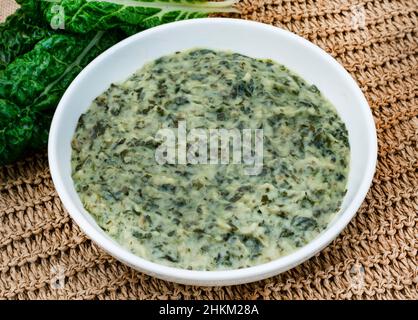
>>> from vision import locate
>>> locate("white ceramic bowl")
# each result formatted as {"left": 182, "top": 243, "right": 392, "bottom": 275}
{"left": 48, "top": 18, "right": 377, "bottom": 286}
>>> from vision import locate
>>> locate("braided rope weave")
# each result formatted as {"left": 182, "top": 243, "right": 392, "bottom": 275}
{"left": 0, "top": 0, "right": 417, "bottom": 299}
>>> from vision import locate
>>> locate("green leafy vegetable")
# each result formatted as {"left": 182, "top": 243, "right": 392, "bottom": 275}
{"left": 0, "top": 100, "right": 52, "bottom": 164}
{"left": 20, "top": 0, "right": 239, "bottom": 33}
{"left": 0, "top": 30, "right": 125, "bottom": 164}
{"left": 0, "top": 8, "right": 52, "bottom": 70}
{"left": 0, "top": 0, "right": 239, "bottom": 165}
{"left": 0, "top": 30, "right": 124, "bottom": 110}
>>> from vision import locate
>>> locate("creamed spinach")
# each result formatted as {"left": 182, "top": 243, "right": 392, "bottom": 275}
{"left": 71, "top": 49, "right": 350, "bottom": 270}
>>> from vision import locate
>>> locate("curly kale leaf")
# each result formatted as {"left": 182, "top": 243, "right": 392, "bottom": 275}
{"left": 31, "top": 0, "right": 239, "bottom": 33}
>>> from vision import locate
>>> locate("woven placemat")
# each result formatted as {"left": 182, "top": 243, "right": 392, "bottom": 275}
{"left": 0, "top": 0, "right": 417, "bottom": 300}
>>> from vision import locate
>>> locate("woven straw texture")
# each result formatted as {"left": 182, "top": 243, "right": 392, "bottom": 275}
{"left": 0, "top": 0, "right": 417, "bottom": 300}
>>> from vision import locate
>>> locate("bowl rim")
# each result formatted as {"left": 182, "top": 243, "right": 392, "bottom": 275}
{"left": 48, "top": 17, "right": 377, "bottom": 286}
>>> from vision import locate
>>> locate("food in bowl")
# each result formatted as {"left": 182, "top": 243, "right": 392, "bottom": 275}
{"left": 70, "top": 48, "right": 350, "bottom": 270}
